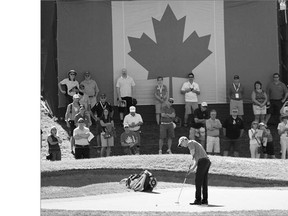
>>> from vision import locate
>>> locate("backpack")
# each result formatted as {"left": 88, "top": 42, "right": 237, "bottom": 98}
{"left": 120, "top": 170, "right": 157, "bottom": 192}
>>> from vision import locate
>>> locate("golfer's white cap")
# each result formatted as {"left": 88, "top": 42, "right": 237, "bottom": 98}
{"left": 178, "top": 136, "right": 188, "bottom": 147}
{"left": 129, "top": 106, "right": 136, "bottom": 112}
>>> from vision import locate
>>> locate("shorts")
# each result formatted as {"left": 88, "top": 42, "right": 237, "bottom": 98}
{"left": 206, "top": 136, "right": 220, "bottom": 153}
{"left": 185, "top": 102, "right": 199, "bottom": 115}
{"left": 253, "top": 104, "right": 267, "bottom": 115}
{"left": 160, "top": 123, "right": 175, "bottom": 139}
{"left": 230, "top": 99, "right": 244, "bottom": 115}
{"left": 155, "top": 101, "right": 164, "bottom": 114}
{"left": 100, "top": 132, "right": 114, "bottom": 147}
{"left": 223, "top": 138, "right": 240, "bottom": 153}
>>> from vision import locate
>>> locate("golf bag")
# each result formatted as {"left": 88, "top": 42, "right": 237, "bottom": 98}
{"left": 120, "top": 170, "right": 157, "bottom": 192}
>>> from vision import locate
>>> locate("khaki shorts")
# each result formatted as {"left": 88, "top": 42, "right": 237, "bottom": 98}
{"left": 100, "top": 132, "right": 114, "bottom": 147}
{"left": 185, "top": 102, "right": 199, "bottom": 115}
{"left": 206, "top": 136, "right": 220, "bottom": 153}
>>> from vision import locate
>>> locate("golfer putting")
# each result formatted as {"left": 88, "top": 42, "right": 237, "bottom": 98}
{"left": 178, "top": 136, "right": 211, "bottom": 205}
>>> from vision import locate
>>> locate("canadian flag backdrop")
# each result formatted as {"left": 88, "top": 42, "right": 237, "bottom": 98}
{"left": 56, "top": 0, "right": 278, "bottom": 108}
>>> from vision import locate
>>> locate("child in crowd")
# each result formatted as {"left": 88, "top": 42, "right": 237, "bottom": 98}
{"left": 121, "top": 123, "right": 139, "bottom": 155}
{"left": 47, "top": 126, "right": 62, "bottom": 161}
{"left": 259, "top": 122, "right": 275, "bottom": 159}
{"left": 248, "top": 121, "right": 261, "bottom": 158}
{"left": 277, "top": 115, "right": 288, "bottom": 159}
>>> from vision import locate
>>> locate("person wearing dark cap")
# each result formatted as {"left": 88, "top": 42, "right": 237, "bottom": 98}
{"left": 189, "top": 102, "right": 210, "bottom": 149}
{"left": 58, "top": 69, "right": 80, "bottom": 106}
{"left": 181, "top": 72, "right": 200, "bottom": 127}
{"left": 228, "top": 75, "right": 244, "bottom": 119}
{"left": 80, "top": 71, "right": 99, "bottom": 109}
{"left": 178, "top": 136, "right": 211, "bottom": 205}
{"left": 73, "top": 118, "right": 91, "bottom": 159}
{"left": 159, "top": 98, "right": 176, "bottom": 154}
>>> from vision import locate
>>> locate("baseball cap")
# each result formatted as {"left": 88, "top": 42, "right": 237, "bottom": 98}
{"left": 77, "top": 118, "right": 85, "bottom": 123}
{"left": 123, "top": 123, "right": 129, "bottom": 128}
{"left": 73, "top": 94, "right": 80, "bottom": 99}
{"left": 68, "top": 69, "right": 77, "bottom": 76}
{"left": 178, "top": 136, "right": 188, "bottom": 147}
{"left": 168, "top": 98, "right": 174, "bottom": 103}
{"left": 84, "top": 71, "right": 90, "bottom": 76}
{"left": 234, "top": 75, "right": 240, "bottom": 80}
{"left": 100, "top": 93, "right": 106, "bottom": 98}
{"left": 259, "top": 122, "right": 266, "bottom": 127}
{"left": 129, "top": 106, "right": 136, "bottom": 112}
{"left": 188, "top": 72, "right": 194, "bottom": 78}
{"left": 201, "top": 102, "right": 208, "bottom": 107}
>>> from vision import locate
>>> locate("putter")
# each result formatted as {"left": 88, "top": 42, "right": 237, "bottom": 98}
{"left": 175, "top": 164, "right": 193, "bottom": 204}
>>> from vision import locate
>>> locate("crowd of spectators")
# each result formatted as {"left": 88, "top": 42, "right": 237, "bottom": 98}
{"left": 44, "top": 69, "right": 288, "bottom": 160}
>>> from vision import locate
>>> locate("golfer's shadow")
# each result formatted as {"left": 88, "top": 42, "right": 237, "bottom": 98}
{"left": 202, "top": 204, "right": 224, "bottom": 208}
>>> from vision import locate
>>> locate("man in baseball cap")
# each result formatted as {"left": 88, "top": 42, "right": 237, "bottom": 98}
{"left": 178, "top": 136, "right": 211, "bottom": 205}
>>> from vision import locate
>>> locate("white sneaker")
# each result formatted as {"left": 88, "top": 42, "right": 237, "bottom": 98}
{"left": 167, "top": 149, "right": 172, "bottom": 154}
{"left": 159, "top": 150, "right": 162, "bottom": 155}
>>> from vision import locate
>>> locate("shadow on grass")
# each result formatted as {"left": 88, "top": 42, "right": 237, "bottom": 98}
{"left": 41, "top": 169, "right": 288, "bottom": 188}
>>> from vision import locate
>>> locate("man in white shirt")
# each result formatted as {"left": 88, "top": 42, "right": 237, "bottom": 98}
{"left": 123, "top": 106, "right": 143, "bottom": 154}
{"left": 181, "top": 72, "right": 200, "bottom": 127}
{"left": 116, "top": 68, "right": 136, "bottom": 122}
{"left": 73, "top": 118, "right": 90, "bottom": 159}
{"left": 80, "top": 71, "right": 99, "bottom": 109}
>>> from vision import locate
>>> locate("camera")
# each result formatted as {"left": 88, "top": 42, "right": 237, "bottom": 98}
{"left": 190, "top": 88, "right": 194, "bottom": 91}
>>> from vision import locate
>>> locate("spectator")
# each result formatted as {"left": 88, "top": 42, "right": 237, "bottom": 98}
{"left": 189, "top": 102, "right": 209, "bottom": 148}
{"left": 228, "top": 75, "right": 244, "bottom": 119}
{"left": 47, "top": 126, "right": 62, "bottom": 161}
{"left": 180, "top": 72, "right": 200, "bottom": 127}
{"left": 123, "top": 106, "right": 143, "bottom": 154}
{"left": 159, "top": 98, "right": 176, "bottom": 154}
{"left": 116, "top": 68, "right": 136, "bottom": 122}
{"left": 121, "top": 123, "right": 139, "bottom": 155}
{"left": 73, "top": 118, "right": 91, "bottom": 159}
{"left": 78, "top": 84, "right": 91, "bottom": 110}
{"left": 58, "top": 69, "right": 79, "bottom": 106}
{"left": 251, "top": 81, "right": 268, "bottom": 123}
{"left": 206, "top": 109, "right": 222, "bottom": 155}
{"left": 91, "top": 93, "right": 114, "bottom": 150}
{"left": 265, "top": 73, "right": 288, "bottom": 125}
{"left": 248, "top": 121, "right": 261, "bottom": 158}
{"left": 154, "top": 76, "right": 168, "bottom": 125}
{"left": 222, "top": 108, "right": 244, "bottom": 157}
{"left": 100, "top": 109, "right": 115, "bottom": 157}
{"left": 259, "top": 122, "right": 275, "bottom": 159}
{"left": 80, "top": 71, "right": 99, "bottom": 109}
{"left": 277, "top": 114, "right": 288, "bottom": 159}
{"left": 74, "top": 104, "right": 92, "bottom": 129}
{"left": 65, "top": 94, "right": 81, "bottom": 137}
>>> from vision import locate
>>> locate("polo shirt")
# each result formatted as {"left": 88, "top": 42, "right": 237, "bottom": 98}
{"left": 266, "top": 81, "right": 288, "bottom": 100}
{"left": 73, "top": 127, "right": 90, "bottom": 145}
{"left": 206, "top": 118, "right": 222, "bottom": 137}
{"left": 60, "top": 78, "right": 79, "bottom": 96}
{"left": 92, "top": 101, "right": 113, "bottom": 117}
{"left": 160, "top": 105, "right": 175, "bottom": 123}
{"left": 123, "top": 113, "right": 143, "bottom": 131}
{"left": 191, "top": 108, "right": 209, "bottom": 129}
{"left": 181, "top": 81, "right": 200, "bottom": 102}
{"left": 223, "top": 116, "right": 244, "bottom": 139}
{"left": 116, "top": 75, "right": 136, "bottom": 97}
{"left": 80, "top": 79, "right": 99, "bottom": 97}
{"left": 229, "top": 83, "right": 244, "bottom": 100}
{"left": 188, "top": 140, "right": 208, "bottom": 164}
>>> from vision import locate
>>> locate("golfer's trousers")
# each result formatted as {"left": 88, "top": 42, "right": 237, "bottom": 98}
{"left": 195, "top": 157, "right": 211, "bottom": 202}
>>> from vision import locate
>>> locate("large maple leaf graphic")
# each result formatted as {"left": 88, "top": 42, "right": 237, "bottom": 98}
{"left": 128, "top": 4, "right": 212, "bottom": 97}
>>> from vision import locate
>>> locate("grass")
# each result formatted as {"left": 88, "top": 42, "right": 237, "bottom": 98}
{"left": 41, "top": 105, "right": 288, "bottom": 215}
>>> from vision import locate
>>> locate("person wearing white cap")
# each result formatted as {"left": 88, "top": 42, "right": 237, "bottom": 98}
{"left": 178, "top": 136, "right": 211, "bottom": 205}
{"left": 116, "top": 68, "right": 136, "bottom": 122}
{"left": 189, "top": 102, "right": 209, "bottom": 149}
{"left": 73, "top": 118, "right": 91, "bottom": 159}
{"left": 123, "top": 106, "right": 143, "bottom": 154}
{"left": 58, "top": 69, "right": 80, "bottom": 106}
